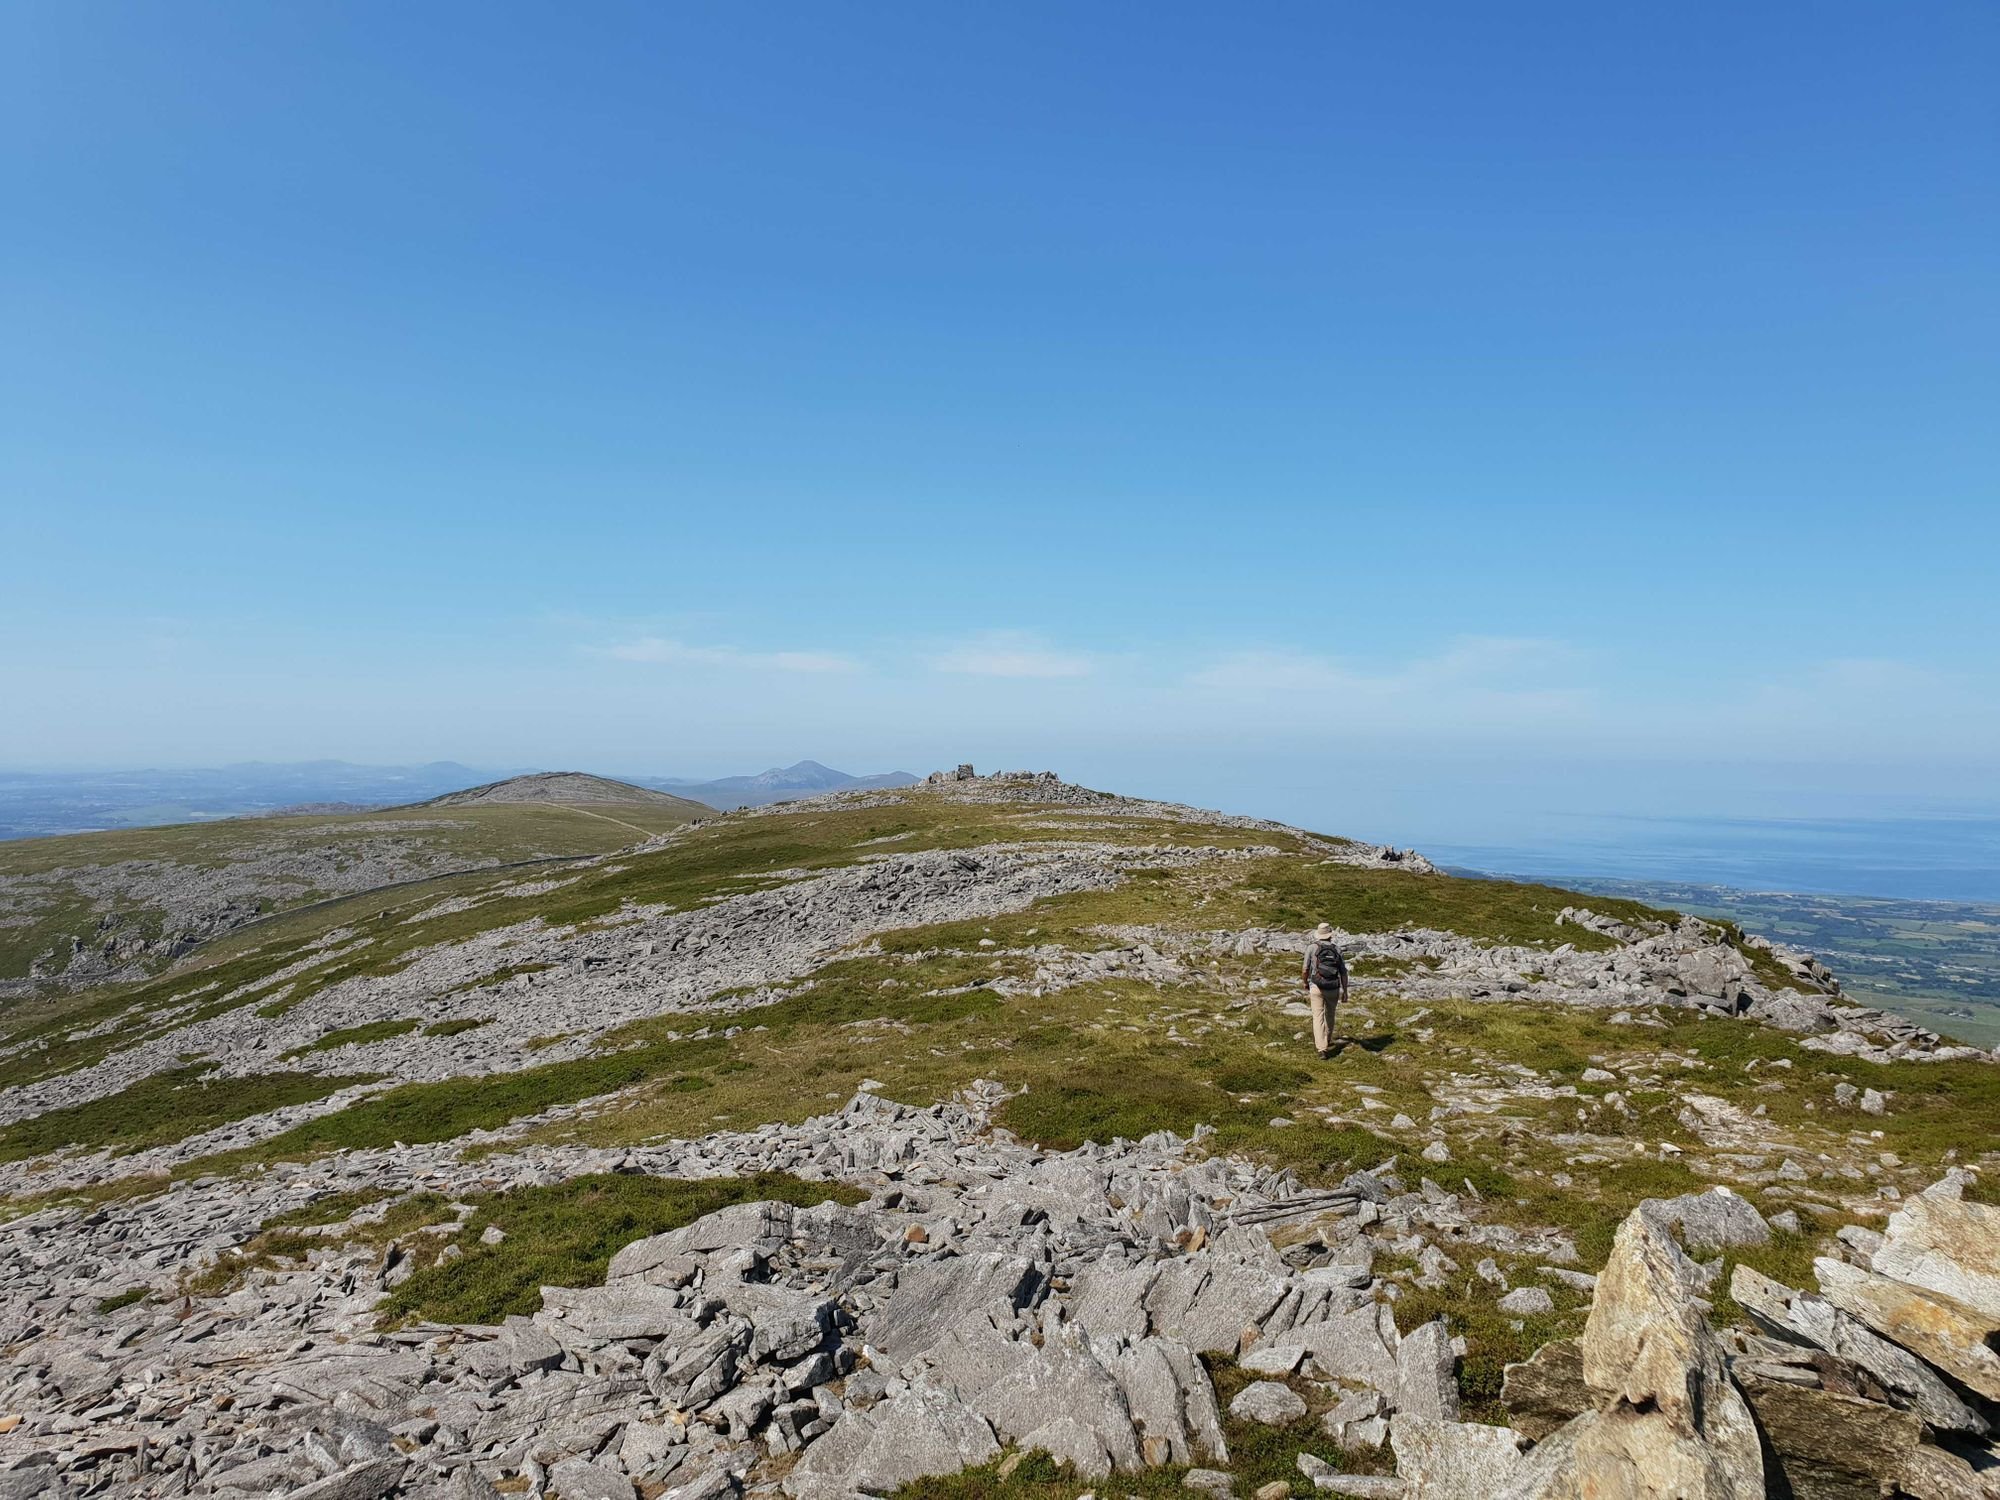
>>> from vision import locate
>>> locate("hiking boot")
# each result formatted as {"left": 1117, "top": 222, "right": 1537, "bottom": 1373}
{"left": 1317, "top": 1047, "right": 1334, "bottom": 1061}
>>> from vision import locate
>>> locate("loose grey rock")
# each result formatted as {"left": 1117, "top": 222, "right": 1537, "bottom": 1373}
{"left": 1229, "top": 1380, "right": 1307, "bottom": 1425}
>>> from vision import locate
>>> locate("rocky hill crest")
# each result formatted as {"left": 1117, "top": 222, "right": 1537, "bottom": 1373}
{"left": 1, "top": 770, "right": 1995, "bottom": 1499}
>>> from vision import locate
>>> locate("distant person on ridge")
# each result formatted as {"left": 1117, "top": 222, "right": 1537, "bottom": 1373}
{"left": 1304, "top": 922, "right": 1349, "bottom": 1060}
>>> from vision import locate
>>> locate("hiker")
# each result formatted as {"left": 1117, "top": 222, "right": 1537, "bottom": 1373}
{"left": 1303, "top": 921, "right": 1348, "bottom": 1059}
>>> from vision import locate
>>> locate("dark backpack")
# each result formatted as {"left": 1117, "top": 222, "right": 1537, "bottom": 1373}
{"left": 1310, "top": 941, "right": 1347, "bottom": 989}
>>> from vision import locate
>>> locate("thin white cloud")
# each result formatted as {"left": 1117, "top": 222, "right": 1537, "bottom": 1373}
{"left": 599, "top": 637, "right": 858, "bottom": 674}
{"left": 930, "top": 631, "right": 1094, "bottom": 679}
{"left": 1183, "top": 636, "right": 1594, "bottom": 737}
{"left": 1188, "top": 636, "right": 1580, "bottom": 695}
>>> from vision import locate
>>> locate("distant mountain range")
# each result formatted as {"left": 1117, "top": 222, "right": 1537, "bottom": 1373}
{"left": 0, "top": 759, "right": 920, "bottom": 839}
{"left": 640, "top": 760, "right": 920, "bottom": 811}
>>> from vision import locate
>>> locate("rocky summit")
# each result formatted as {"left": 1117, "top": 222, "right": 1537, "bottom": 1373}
{"left": 1, "top": 771, "right": 1996, "bottom": 1500}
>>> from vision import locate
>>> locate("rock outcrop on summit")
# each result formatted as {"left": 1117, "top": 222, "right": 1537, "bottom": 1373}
{"left": 0, "top": 770, "right": 1994, "bottom": 1498}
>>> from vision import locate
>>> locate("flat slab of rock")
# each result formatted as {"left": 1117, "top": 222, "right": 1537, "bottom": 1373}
{"left": 1395, "top": 1319, "right": 1460, "bottom": 1423}
{"left": 1871, "top": 1190, "right": 2000, "bottom": 1323}
{"left": 1735, "top": 1372, "right": 1923, "bottom": 1500}
{"left": 1643, "top": 1188, "right": 1771, "bottom": 1253}
{"left": 1388, "top": 1416, "right": 1532, "bottom": 1496}
{"left": 540, "top": 1282, "right": 700, "bottom": 1343}
{"left": 863, "top": 1252, "right": 1046, "bottom": 1362}
{"left": 790, "top": 1379, "right": 999, "bottom": 1495}
{"left": 1816, "top": 1258, "right": 2000, "bottom": 1402}
{"left": 1731, "top": 1264, "right": 1989, "bottom": 1435}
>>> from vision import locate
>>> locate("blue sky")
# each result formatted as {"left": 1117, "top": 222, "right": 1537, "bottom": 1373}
{"left": 4, "top": 3, "right": 1997, "bottom": 845}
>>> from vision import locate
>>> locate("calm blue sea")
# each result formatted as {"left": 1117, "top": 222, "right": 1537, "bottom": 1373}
{"left": 1421, "top": 815, "right": 2000, "bottom": 904}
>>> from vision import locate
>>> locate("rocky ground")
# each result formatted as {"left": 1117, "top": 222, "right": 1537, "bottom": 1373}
{"left": 1, "top": 772, "right": 1996, "bottom": 1498}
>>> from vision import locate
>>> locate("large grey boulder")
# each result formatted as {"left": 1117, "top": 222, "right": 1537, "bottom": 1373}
{"left": 1165, "top": 1263, "right": 1292, "bottom": 1356}
{"left": 1067, "top": 1259, "right": 1159, "bottom": 1341}
{"left": 1570, "top": 1205, "right": 1763, "bottom": 1497}
{"left": 788, "top": 1378, "right": 999, "bottom": 1496}
{"left": 972, "top": 1322, "right": 1141, "bottom": 1474}
{"left": 1102, "top": 1333, "right": 1228, "bottom": 1465}
{"left": 284, "top": 1460, "right": 410, "bottom": 1500}
{"left": 608, "top": 1202, "right": 799, "bottom": 1282}
{"left": 1289, "top": 1301, "right": 1401, "bottom": 1392}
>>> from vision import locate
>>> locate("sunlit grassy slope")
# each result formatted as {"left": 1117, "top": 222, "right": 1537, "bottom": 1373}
{"left": 0, "top": 798, "right": 704, "bottom": 991}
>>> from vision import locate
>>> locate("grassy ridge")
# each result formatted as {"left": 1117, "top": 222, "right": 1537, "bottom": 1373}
{"left": 0, "top": 799, "right": 704, "bottom": 990}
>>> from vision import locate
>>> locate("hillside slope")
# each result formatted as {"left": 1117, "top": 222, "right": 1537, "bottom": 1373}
{"left": 0, "top": 779, "right": 706, "bottom": 997}
{"left": 422, "top": 771, "right": 713, "bottom": 816}
{"left": 2, "top": 771, "right": 1995, "bottom": 1499}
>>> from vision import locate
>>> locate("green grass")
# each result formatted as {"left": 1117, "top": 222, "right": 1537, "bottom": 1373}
{"left": 282, "top": 1018, "right": 422, "bottom": 1057}
{"left": 96, "top": 1286, "right": 147, "bottom": 1313}
{"left": 208, "top": 1032, "right": 735, "bottom": 1165}
{"left": 423, "top": 1017, "right": 491, "bottom": 1038}
{"left": 380, "top": 1172, "right": 866, "bottom": 1325}
{"left": 0, "top": 1064, "right": 378, "bottom": 1161}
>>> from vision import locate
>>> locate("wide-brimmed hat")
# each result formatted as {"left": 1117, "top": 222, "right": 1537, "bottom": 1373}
{"left": 1313, "top": 922, "right": 1334, "bottom": 940}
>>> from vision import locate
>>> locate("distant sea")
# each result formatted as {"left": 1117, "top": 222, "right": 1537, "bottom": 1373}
{"left": 1421, "top": 814, "right": 2000, "bottom": 905}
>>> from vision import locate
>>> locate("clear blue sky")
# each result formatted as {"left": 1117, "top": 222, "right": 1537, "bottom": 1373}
{"left": 4, "top": 3, "right": 1996, "bottom": 844}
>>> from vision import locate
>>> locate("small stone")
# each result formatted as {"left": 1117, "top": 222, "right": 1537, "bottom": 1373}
{"left": 1497, "top": 1287, "right": 1554, "bottom": 1316}
{"left": 1254, "top": 1483, "right": 1293, "bottom": 1500}
{"left": 1769, "top": 1209, "right": 1802, "bottom": 1235}
{"left": 480, "top": 1225, "right": 507, "bottom": 1245}
{"left": 1860, "top": 1088, "right": 1887, "bottom": 1116}
{"left": 1184, "top": 1471, "right": 1235, "bottom": 1496}
{"left": 1229, "top": 1380, "right": 1308, "bottom": 1425}
{"left": 1240, "top": 1344, "right": 1307, "bottom": 1376}
{"left": 1421, "top": 1141, "right": 1451, "bottom": 1164}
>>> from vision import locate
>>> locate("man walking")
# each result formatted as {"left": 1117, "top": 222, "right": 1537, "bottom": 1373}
{"left": 1303, "top": 922, "right": 1348, "bottom": 1059}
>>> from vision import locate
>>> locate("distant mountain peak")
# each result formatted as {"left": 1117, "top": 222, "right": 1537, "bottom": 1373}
{"left": 641, "top": 761, "right": 921, "bottom": 810}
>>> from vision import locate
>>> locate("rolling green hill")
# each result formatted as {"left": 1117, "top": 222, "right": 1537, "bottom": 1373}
{"left": 0, "top": 775, "right": 707, "bottom": 997}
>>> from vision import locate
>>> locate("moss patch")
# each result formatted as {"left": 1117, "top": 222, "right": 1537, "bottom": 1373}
{"left": 0, "top": 1065, "right": 377, "bottom": 1161}
{"left": 282, "top": 1018, "right": 422, "bottom": 1057}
